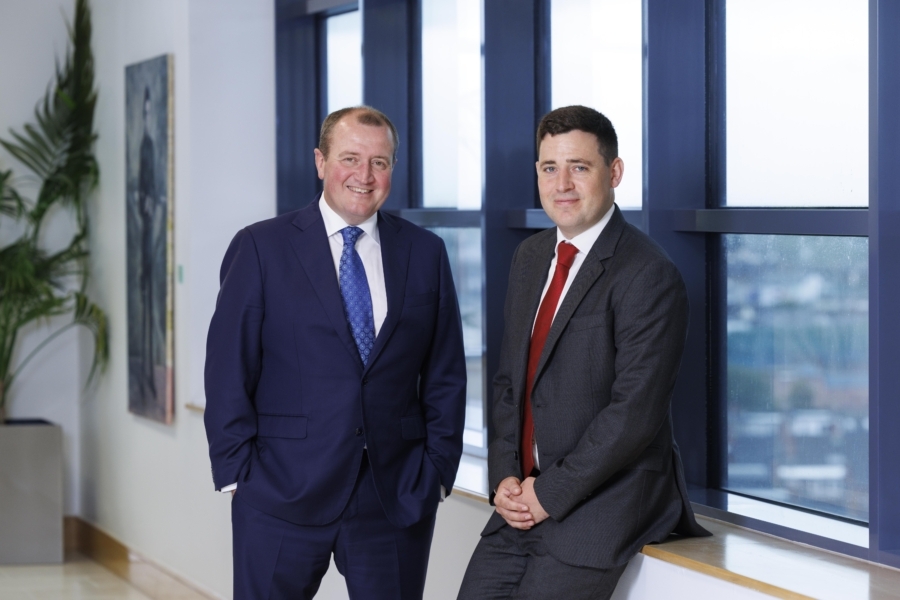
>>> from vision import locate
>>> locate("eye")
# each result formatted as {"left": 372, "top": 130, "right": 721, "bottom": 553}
{"left": 372, "top": 159, "right": 388, "bottom": 171}
{"left": 543, "top": 166, "right": 557, "bottom": 174}
{"left": 573, "top": 165, "right": 588, "bottom": 172}
{"left": 342, "top": 156, "right": 358, "bottom": 165}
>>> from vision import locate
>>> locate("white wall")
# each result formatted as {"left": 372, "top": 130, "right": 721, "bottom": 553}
{"left": 80, "top": 0, "right": 275, "bottom": 595}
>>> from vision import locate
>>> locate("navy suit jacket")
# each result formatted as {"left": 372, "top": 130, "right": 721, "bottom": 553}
{"left": 204, "top": 199, "right": 467, "bottom": 529}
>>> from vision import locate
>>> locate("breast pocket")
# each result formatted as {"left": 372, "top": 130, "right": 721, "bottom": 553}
{"left": 568, "top": 312, "right": 608, "bottom": 332}
{"left": 403, "top": 290, "right": 437, "bottom": 309}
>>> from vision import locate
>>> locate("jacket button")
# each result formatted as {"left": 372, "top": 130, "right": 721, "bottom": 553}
{"left": 355, "top": 427, "right": 363, "bottom": 436}
{"left": 362, "top": 377, "right": 369, "bottom": 385}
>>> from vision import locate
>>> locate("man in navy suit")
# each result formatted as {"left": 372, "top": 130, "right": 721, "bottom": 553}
{"left": 204, "top": 106, "right": 467, "bottom": 600}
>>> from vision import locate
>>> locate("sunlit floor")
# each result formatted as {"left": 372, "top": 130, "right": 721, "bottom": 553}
{"left": 0, "top": 553, "right": 150, "bottom": 600}
{"left": 0, "top": 552, "right": 211, "bottom": 600}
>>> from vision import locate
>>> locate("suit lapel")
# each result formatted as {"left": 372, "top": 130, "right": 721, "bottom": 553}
{"left": 287, "top": 201, "right": 362, "bottom": 367}
{"left": 365, "top": 212, "right": 409, "bottom": 372}
{"left": 533, "top": 206, "right": 627, "bottom": 387}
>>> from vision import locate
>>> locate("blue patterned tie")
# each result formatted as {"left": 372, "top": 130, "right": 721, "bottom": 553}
{"left": 339, "top": 227, "right": 376, "bottom": 365}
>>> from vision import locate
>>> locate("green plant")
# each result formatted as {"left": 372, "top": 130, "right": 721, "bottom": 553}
{"left": 0, "top": 0, "right": 107, "bottom": 420}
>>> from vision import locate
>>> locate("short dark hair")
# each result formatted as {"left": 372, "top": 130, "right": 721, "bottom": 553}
{"left": 536, "top": 105, "right": 618, "bottom": 166}
{"left": 318, "top": 106, "right": 400, "bottom": 163}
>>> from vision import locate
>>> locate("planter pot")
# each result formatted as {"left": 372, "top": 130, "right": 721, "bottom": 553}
{"left": 0, "top": 419, "right": 63, "bottom": 564}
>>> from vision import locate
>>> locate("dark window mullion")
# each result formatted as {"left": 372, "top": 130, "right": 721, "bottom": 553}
{"left": 505, "top": 208, "right": 644, "bottom": 231}
{"left": 672, "top": 209, "right": 869, "bottom": 236}
{"left": 384, "top": 209, "right": 482, "bottom": 228}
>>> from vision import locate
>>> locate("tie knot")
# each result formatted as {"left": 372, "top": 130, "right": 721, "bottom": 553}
{"left": 342, "top": 226, "right": 364, "bottom": 247}
{"left": 556, "top": 241, "right": 578, "bottom": 269}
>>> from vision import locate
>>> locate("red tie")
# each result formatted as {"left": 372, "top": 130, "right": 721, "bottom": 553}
{"left": 522, "top": 241, "right": 579, "bottom": 477}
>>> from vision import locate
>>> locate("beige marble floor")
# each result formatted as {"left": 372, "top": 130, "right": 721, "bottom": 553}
{"left": 0, "top": 553, "right": 151, "bottom": 600}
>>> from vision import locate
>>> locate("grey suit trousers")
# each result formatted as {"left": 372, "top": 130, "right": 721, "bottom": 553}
{"left": 457, "top": 524, "right": 627, "bottom": 600}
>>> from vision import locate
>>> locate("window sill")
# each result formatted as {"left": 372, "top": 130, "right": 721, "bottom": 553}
{"left": 689, "top": 488, "right": 869, "bottom": 558}
{"left": 453, "top": 452, "right": 489, "bottom": 500}
{"left": 647, "top": 515, "right": 900, "bottom": 600}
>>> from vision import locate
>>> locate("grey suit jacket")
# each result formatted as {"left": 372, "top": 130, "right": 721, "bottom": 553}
{"left": 483, "top": 205, "right": 709, "bottom": 569}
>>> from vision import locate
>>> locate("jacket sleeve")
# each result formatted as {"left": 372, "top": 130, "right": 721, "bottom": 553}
{"left": 533, "top": 257, "right": 690, "bottom": 521}
{"left": 203, "top": 228, "right": 265, "bottom": 491}
{"left": 415, "top": 240, "right": 468, "bottom": 495}
{"left": 487, "top": 244, "right": 526, "bottom": 503}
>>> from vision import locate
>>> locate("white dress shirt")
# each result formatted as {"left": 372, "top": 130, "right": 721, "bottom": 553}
{"left": 319, "top": 197, "right": 388, "bottom": 335}
{"left": 530, "top": 203, "right": 615, "bottom": 470}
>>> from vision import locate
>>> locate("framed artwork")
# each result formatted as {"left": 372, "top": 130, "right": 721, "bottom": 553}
{"left": 125, "top": 54, "right": 174, "bottom": 424}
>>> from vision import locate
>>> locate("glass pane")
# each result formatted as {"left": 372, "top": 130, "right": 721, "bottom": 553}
{"left": 327, "top": 11, "right": 362, "bottom": 114}
{"left": 551, "top": 0, "right": 642, "bottom": 209}
{"left": 725, "top": 1, "right": 868, "bottom": 207}
{"left": 725, "top": 235, "right": 868, "bottom": 522}
{"left": 429, "top": 227, "right": 485, "bottom": 450}
{"left": 421, "top": 0, "right": 483, "bottom": 208}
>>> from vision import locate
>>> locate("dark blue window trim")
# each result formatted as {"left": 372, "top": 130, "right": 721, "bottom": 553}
{"left": 870, "top": 0, "right": 900, "bottom": 566}
{"left": 275, "top": 12, "right": 322, "bottom": 214}
{"left": 644, "top": 0, "right": 710, "bottom": 493}
{"left": 363, "top": 0, "right": 416, "bottom": 211}
{"left": 384, "top": 209, "right": 481, "bottom": 228}
{"left": 507, "top": 209, "right": 644, "bottom": 231}
{"left": 671, "top": 209, "right": 869, "bottom": 236}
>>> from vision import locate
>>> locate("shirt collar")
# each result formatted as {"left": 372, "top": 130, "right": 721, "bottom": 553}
{"left": 319, "top": 195, "right": 381, "bottom": 245}
{"left": 556, "top": 202, "right": 616, "bottom": 256}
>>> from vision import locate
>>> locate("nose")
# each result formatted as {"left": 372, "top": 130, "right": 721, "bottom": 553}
{"left": 357, "top": 161, "right": 375, "bottom": 183}
{"left": 556, "top": 168, "right": 574, "bottom": 192}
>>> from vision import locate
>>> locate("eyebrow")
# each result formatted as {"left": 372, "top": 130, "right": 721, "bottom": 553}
{"left": 539, "top": 158, "right": 594, "bottom": 167}
{"left": 337, "top": 150, "right": 391, "bottom": 162}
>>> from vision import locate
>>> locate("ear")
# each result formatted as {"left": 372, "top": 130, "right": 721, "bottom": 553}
{"left": 609, "top": 157, "right": 624, "bottom": 189}
{"left": 314, "top": 148, "right": 326, "bottom": 180}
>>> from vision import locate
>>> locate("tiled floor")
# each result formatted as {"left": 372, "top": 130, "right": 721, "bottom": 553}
{"left": 0, "top": 553, "right": 151, "bottom": 600}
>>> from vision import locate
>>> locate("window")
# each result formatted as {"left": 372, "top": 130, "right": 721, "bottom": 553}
{"left": 715, "top": 0, "right": 870, "bottom": 526}
{"left": 421, "top": 0, "right": 483, "bottom": 209}
{"left": 551, "top": 0, "right": 642, "bottom": 208}
{"left": 276, "top": 0, "right": 900, "bottom": 567}
{"left": 428, "top": 227, "right": 486, "bottom": 474}
{"left": 725, "top": 1, "right": 868, "bottom": 207}
{"left": 326, "top": 10, "right": 362, "bottom": 114}
{"left": 724, "top": 234, "right": 868, "bottom": 522}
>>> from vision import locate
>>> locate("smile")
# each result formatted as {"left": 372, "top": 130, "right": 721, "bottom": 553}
{"left": 347, "top": 186, "right": 372, "bottom": 194}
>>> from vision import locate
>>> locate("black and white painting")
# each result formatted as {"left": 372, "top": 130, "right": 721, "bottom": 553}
{"left": 125, "top": 54, "right": 174, "bottom": 424}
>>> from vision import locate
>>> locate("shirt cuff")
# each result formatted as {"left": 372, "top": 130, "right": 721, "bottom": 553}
{"left": 220, "top": 483, "right": 237, "bottom": 493}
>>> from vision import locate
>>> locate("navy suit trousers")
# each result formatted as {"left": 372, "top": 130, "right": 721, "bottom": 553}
{"left": 232, "top": 452, "right": 437, "bottom": 600}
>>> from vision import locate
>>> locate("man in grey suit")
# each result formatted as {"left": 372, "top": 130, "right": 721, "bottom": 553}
{"left": 458, "top": 106, "right": 709, "bottom": 600}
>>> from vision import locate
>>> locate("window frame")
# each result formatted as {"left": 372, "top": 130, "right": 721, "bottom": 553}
{"left": 643, "top": 0, "right": 900, "bottom": 568}
{"left": 274, "top": 0, "right": 900, "bottom": 569}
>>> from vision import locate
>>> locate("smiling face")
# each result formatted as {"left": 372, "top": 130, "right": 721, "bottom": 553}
{"left": 536, "top": 129, "right": 624, "bottom": 239}
{"left": 314, "top": 115, "right": 395, "bottom": 225}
